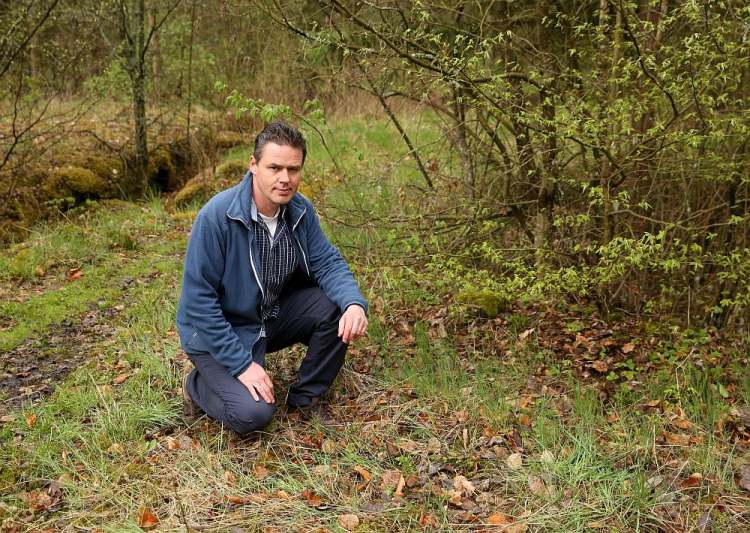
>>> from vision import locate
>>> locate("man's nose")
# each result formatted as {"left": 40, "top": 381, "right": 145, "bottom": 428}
{"left": 278, "top": 169, "right": 290, "bottom": 182}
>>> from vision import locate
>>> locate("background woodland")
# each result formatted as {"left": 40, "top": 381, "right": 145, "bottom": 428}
{"left": 2, "top": 0, "right": 749, "bottom": 331}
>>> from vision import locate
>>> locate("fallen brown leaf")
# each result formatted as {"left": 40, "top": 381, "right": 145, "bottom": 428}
{"left": 591, "top": 360, "right": 609, "bottom": 373}
{"left": 395, "top": 474, "right": 406, "bottom": 497}
{"left": 338, "top": 514, "right": 359, "bottom": 531}
{"left": 507, "top": 452, "right": 523, "bottom": 470}
{"left": 138, "top": 506, "right": 160, "bottom": 530}
{"left": 381, "top": 470, "right": 401, "bottom": 489}
{"left": 107, "top": 443, "right": 125, "bottom": 455}
{"left": 453, "top": 475, "right": 476, "bottom": 497}
{"left": 321, "top": 439, "right": 337, "bottom": 454}
{"left": 419, "top": 512, "right": 438, "bottom": 528}
{"left": 354, "top": 465, "right": 372, "bottom": 482}
{"left": 487, "top": 512, "right": 528, "bottom": 532}
{"left": 253, "top": 465, "right": 269, "bottom": 480}
{"left": 672, "top": 417, "right": 693, "bottom": 430}
{"left": 488, "top": 513, "right": 513, "bottom": 525}
{"left": 301, "top": 489, "right": 325, "bottom": 508}
{"left": 519, "top": 396, "right": 534, "bottom": 409}
{"left": 528, "top": 475, "right": 547, "bottom": 497}
{"left": 679, "top": 476, "right": 701, "bottom": 489}
{"left": 665, "top": 433, "right": 690, "bottom": 446}
{"left": 540, "top": 450, "right": 555, "bottom": 464}
{"left": 740, "top": 465, "right": 750, "bottom": 492}
{"left": 426, "top": 437, "right": 441, "bottom": 454}
{"left": 25, "top": 490, "right": 53, "bottom": 512}
{"left": 224, "top": 493, "right": 270, "bottom": 504}
{"left": 25, "top": 413, "right": 37, "bottom": 429}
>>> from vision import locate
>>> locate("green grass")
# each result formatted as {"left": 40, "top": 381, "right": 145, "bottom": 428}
{"left": 0, "top": 196, "right": 180, "bottom": 352}
{"left": 1, "top": 117, "right": 749, "bottom": 532}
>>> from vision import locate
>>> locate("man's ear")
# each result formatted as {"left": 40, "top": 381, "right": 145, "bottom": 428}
{"left": 249, "top": 155, "right": 257, "bottom": 173}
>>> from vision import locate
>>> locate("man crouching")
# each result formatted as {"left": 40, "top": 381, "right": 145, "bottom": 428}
{"left": 176, "top": 120, "right": 367, "bottom": 433}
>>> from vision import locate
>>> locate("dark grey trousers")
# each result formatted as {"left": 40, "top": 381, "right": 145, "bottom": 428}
{"left": 184, "top": 287, "right": 346, "bottom": 434}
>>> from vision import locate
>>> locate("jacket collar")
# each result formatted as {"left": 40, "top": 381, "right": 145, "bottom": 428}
{"left": 227, "top": 171, "right": 306, "bottom": 228}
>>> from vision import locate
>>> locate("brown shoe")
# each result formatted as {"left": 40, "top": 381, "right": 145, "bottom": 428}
{"left": 182, "top": 373, "right": 204, "bottom": 424}
{"left": 288, "top": 397, "right": 341, "bottom": 429}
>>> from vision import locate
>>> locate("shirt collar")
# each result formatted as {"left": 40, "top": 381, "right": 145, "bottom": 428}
{"left": 249, "top": 194, "right": 285, "bottom": 223}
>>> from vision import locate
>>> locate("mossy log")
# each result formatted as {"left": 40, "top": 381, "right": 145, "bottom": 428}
{"left": 41, "top": 166, "right": 112, "bottom": 202}
{"left": 174, "top": 159, "right": 247, "bottom": 206}
{"left": 215, "top": 131, "right": 249, "bottom": 149}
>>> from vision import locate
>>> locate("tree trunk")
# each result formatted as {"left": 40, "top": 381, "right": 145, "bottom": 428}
{"left": 450, "top": 87, "right": 475, "bottom": 201}
{"left": 129, "top": 0, "right": 150, "bottom": 197}
{"left": 149, "top": 9, "right": 161, "bottom": 101}
{"left": 534, "top": 91, "right": 558, "bottom": 250}
{"left": 133, "top": 66, "right": 149, "bottom": 196}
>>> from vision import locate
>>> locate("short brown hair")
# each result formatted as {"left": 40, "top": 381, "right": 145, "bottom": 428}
{"left": 254, "top": 120, "right": 307, "bottom": 164}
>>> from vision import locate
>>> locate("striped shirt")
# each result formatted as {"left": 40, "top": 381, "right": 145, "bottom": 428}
{"left": 250, "top": 202, "right": 298, "bottom": 321}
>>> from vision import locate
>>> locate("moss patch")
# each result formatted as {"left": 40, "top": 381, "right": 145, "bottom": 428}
{"left": 216, "top": 159, "right": 247, "bottom": 181}
{"left": 174, "top": 159, "right": 246, "bottom": 206}
{"left": 41, "top": 166, "right": 111, "bottom": 202}
{"left": 75, "top": 154, "right": 124, "bottom": 190}
{"left": 216, "top": 131, "right": 248, "bottom": 149}
{"left": 456, "top": 290, "right": 511, "bottom": 318}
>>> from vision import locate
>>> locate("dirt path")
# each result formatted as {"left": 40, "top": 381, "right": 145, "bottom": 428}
{"left": 0, "top": 303, "right": 122, "bottom": 414}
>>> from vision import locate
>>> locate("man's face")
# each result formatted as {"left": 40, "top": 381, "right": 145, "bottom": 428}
{"left": 249, "top": 142, "right": 304, "bottom": 216}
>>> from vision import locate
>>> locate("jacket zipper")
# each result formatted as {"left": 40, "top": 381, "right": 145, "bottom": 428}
{"left": 227, "top": 213, "right": 264, "bottom": 297}
{"left": 292, "top": 207, "right": 311, "bottom": 276}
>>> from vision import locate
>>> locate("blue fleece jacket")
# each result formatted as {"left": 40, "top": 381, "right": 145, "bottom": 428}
{"left": 176, "top": 171, "right": 367, "bottom": 376}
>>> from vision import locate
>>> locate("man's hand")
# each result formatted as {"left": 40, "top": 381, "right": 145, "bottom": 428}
{"left": 338, "top": 304, "right": 368, "bottom": 344}
{"left": 238, "top": 362, "right": 275, "bottom": 403}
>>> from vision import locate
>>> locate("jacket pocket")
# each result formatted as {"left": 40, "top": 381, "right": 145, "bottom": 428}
{"left": 184, "top": 329, "right": 208, "bottom": 353}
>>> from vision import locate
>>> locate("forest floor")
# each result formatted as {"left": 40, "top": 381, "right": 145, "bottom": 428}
{"left": 0, "top": 139, "right": 749, "bottom": 531}
{"left": 0, "top": 196, "right": 748, "bottom": 532}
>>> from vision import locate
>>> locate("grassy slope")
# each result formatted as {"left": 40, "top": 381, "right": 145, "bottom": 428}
{"left": 1, "top": 117, "right": 749, "bottom": 532}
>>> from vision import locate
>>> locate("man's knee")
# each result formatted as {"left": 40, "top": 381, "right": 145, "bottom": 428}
{"left": 297, "top": 287, "right": 341, "bottom": 323}
{"left": 224, "top": 400, "right": 276, "bottom": 434}
{"left": 314, "top": 291, "right": 342, "bottom": 325}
